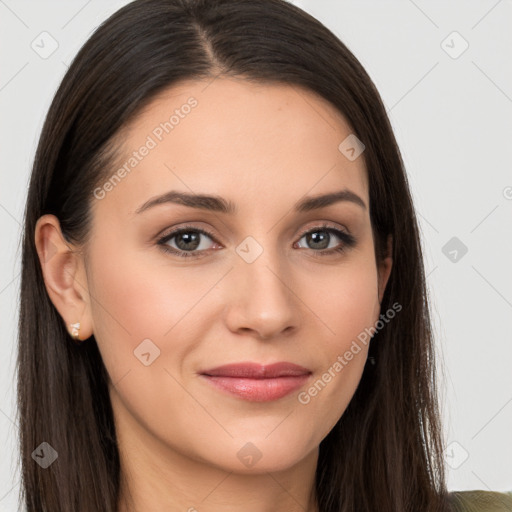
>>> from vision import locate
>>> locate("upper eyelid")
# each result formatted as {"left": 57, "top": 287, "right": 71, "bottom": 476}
{"left": 296, "top": 223, "right": 349, "bottom": 238}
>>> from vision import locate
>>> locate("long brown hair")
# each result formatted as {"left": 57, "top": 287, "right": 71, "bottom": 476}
{"left": 17, "top": 0, "right": 449, "bottom": 510}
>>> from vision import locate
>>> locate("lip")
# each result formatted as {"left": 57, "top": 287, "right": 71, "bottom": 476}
{"left": 199, "top": 362, "right": 312, "bottom": 402}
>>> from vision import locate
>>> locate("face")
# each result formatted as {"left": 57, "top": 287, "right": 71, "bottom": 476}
{"left": 42, "top": 77, "right": 392, "bottom": 476}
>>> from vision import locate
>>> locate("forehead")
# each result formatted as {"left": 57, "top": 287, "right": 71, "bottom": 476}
{"left": 94, "top": 77, "right": 368, "bottom": 219}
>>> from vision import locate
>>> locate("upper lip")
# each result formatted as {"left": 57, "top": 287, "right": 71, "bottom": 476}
{"left": 201, "top": 362, "right": 312, "bottom": 379}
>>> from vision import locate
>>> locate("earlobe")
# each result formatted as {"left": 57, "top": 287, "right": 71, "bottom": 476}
{"left": 34, "top": 214, "right": 93, "bottom": 342}
{"left": 377, "top": 234, "right": 393, "bottom": 305}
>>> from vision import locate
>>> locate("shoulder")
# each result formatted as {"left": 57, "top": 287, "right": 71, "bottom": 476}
{"left": 447, "top": 490, "right": 512, "bottom": 511}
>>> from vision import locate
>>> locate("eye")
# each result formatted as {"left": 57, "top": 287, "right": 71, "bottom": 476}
{"left": 294, "top": 223, "right": 356, "bottom": 256}
{"left": 157, "top": 222, "right": 356, "bottom": 259}
{"left": 157, "top": 225, "right": 219, "bottom": 258}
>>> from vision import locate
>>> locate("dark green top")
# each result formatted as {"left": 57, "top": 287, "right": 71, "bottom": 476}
{"left": 448, "top": 490, "right": 512, "bottom": 511}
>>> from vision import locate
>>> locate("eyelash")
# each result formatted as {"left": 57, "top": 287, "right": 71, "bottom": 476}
{"left": 157, "top": 223, "right": 356, "bottom": 259}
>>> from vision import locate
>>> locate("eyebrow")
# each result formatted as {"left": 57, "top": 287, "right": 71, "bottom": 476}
{"left": 134, "top": 188, "right": 367, "bottom": 215}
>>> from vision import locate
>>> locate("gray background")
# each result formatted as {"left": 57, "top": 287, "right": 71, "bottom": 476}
{"left": 1, "top": 0, "right": 511, "bottom": 509}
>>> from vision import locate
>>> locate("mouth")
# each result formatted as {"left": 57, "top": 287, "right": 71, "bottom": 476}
{"left": 199, "top": 362, "right": 312, "bottom": 402}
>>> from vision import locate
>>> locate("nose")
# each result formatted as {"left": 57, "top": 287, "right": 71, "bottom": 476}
{"left": 223, "top": 246, "right": 301, "bottom": 340}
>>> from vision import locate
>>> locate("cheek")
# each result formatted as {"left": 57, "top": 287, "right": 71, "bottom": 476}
{"left": 294, "top": 258, "right": 380, "bottom": 436}
{"left": 86, "top": 242, "right": 214, "bottom": 378}
{"left": 308, "top": 256, "right": 380, "bottom": 349}
{"left": 93, "top": 263, "right": 206, "bottom": 336}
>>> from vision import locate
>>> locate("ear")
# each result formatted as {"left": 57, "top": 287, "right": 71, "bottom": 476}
{"left": 34, "top": 214, "right": 94, "bottom": 341}
{"left": 377, "top": 234, "right": 393, "bottom": 305}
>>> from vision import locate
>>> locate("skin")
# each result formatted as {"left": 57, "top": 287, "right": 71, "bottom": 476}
{"left": 35, "top": 77, "right": 392, "bottom": 512}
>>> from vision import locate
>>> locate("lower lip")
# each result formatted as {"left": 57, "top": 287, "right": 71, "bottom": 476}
{"left": 201, "top": 374, "right": 311, "bottom": 402}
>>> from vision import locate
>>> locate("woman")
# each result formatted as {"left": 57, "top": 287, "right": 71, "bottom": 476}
{"left": 17, "top": 0, "right": 512, "bottom": 510}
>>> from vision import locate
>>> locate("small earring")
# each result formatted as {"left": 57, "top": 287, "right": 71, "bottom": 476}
{"left": 69, "top": 322, "right": 81, "bottom": 341}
